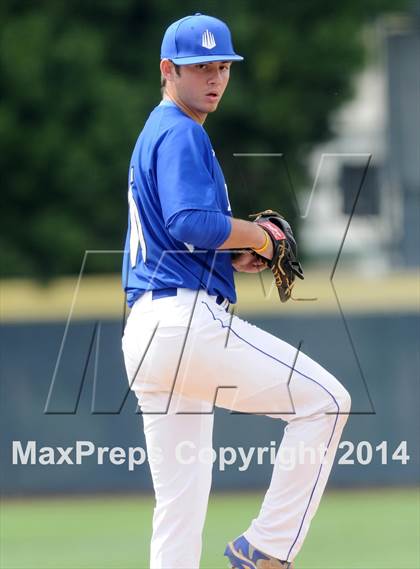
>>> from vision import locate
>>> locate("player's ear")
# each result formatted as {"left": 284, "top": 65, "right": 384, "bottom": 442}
{"left": 160, "top": 59, "right": 177, "bottom": 83}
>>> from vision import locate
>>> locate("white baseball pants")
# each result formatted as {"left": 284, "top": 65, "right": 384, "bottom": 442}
{"left": 122, "top": 289, "right": 351, "bottom": 568}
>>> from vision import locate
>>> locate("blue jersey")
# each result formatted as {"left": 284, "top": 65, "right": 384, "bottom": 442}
{"left": 122, "top": 100, "right": 236, "bottom": 307}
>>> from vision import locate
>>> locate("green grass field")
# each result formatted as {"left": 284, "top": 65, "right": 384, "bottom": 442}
{"left": 1, "top": 489, "right": 419, "bottom": 569}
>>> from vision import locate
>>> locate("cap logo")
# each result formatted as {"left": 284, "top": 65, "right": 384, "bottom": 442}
{"left": 202, "top": 29, "right": 216, "bottom": 49}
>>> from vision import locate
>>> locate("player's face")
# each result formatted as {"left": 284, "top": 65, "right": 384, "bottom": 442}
{"left": 174, "top": 61, "right": 232, "bottom": 119}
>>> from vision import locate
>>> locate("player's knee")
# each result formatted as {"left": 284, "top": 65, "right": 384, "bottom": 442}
{"left": 334, "top": 384, "right": 351, "bottom": 416}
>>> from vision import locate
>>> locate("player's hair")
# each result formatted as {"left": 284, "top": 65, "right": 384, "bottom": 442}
{"left": 160, "top": 62, "right": 181, "bottom": 95}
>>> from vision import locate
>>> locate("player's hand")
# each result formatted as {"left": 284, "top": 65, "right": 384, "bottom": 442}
{"left": 232, "top": 251, "right": 268, "bottom": 273}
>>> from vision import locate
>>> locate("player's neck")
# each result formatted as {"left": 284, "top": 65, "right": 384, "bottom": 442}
{"left": 162, "top": 93, "right": 207, "bottom": 125}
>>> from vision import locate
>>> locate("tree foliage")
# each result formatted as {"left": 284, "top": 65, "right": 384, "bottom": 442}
{"left": 0, "top": 0, "right": 404, "bottom": 278}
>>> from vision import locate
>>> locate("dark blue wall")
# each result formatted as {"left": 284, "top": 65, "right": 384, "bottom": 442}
{"left": 1, "top": 311, "right": 419, "bottom": 496}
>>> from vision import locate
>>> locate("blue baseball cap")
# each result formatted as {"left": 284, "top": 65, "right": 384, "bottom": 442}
{"left": 161, "top": 13, "right": 244, "bottom": 65}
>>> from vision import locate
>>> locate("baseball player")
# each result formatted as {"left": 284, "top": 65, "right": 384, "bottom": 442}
{"left": 122, "top": 13, "right": 351, "bottom": 569}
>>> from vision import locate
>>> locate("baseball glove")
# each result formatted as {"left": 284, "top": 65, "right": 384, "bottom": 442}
{"left": 249, "top": 209, "right": 304, "bottom": 303}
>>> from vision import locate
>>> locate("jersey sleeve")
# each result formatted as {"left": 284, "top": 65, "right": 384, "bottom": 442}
{"left": 166, "top": 209, "right": 232, "bottom": 249}
{"left": 156, "top": 121, "right": 220, "bottom": 224}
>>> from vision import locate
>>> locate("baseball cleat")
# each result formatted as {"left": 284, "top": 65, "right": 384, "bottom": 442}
{"left": 224, "top": 535, "right": 293, "bottom": 568}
